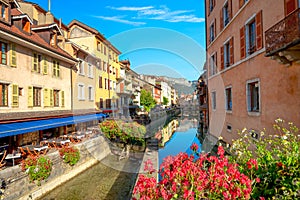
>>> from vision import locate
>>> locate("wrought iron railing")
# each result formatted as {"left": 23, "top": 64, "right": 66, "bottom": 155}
{"left": 265, "top": 8, "right": 300, "bottom": 55}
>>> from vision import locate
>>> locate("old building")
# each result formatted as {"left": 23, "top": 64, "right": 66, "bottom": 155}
{"left": 205, "top": 0, "right": 300, "bottom": 144}
{"left": 0, "top": 0, "right": 79, "bottom": 151}
{"left": 67, "top": 20, "right": 121, "bottom": 113}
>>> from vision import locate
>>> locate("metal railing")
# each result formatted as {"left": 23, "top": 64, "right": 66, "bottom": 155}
{"left": 265, "top": 8, "right": 300, "bottom": 55}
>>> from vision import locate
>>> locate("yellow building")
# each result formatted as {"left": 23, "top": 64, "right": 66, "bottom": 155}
{"left": 68, "top": 20, "right": 121, "bottom": 112}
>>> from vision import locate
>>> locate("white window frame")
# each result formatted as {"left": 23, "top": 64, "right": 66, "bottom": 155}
{"left": 225, "top": 86, "right": 232, "bottom": 112}
{"left": 78, "top": 60, "right": 85, "bottom": 76}
{"left": 245, "top": 14, "right": 256, "bottom": 56}
{"left": 88, "top": 63, "right": 93, "bottom": 78}
{"left": 223, "top": 39, "right": 231, "bottom": 68}
{"left": 211, "top": 91, "right": 216, "bottom": 111}
{"left": 210, "top": 52, "right": 217, "bottom": 76}
{"left": 88, "top": 85, "right": 94, "bottom": 101}
{"left": 78, "top": 83, "right": 85, "bottom": 101}
{"left": 246, "top": 78, "right": 260, "bottom": 115}
{"left": 209, "top": 21, "right": 215, "bottom": 42}
{"left": 223, "top": 1, "right": 229, "bottom": 26}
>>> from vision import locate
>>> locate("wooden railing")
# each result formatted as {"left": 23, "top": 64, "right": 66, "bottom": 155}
{"left": 265, "top": 8, "right": 300, "bottom": 55}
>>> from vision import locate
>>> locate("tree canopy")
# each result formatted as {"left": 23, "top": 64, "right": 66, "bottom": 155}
{"left": 140, "top": 89, "right": 156, "bottom": 112}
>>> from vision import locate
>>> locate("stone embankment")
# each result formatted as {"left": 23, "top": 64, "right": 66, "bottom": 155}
{"left": 0, "top": 135, "right": 111, "bottom": 200}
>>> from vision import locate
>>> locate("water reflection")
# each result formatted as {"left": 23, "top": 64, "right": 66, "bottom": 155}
{"left": 40, "top": 116, "right": 202, "bottom": 200}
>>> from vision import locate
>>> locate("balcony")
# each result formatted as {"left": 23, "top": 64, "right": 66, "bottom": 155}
{"left": 265, "top": 8, "right": 300, "bottom": 64}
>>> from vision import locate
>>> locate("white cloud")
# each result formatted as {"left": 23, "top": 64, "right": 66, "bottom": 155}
{"left": 94, "top": 15, "right": 146, "bottom": 26}
{"left": 107, "top": 6, "right": 153, "bottom": 11}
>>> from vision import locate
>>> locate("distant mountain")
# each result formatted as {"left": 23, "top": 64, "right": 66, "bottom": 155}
{"left": 156, "top": 76, "right": 196, "bottom": 96}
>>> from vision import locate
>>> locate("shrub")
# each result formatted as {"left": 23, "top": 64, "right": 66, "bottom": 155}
{"left": 229, "top": 119, "right": 300, "bottom": 199}
{"left": 20, "top": 155, "right": 52, "bottom": 185}
{"left": 100, "top": 120, "right": 146, "bottom": 146}
{"left": 59, "top": 146, "right": 80, "bottom": 166}
{"left": 133, "top": 144, "right": 252, "bottom": 200}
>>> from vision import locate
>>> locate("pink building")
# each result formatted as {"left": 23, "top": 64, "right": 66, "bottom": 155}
{"left": 205, "top": 0, "right": 300, "bottom": 144}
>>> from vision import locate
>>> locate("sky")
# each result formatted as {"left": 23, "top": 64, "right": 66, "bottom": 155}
{"left": 31, "top": 0, "right": 206, "bottom": 81}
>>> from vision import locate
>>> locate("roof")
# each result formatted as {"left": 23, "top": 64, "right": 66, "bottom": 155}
{"left": 68, "top": 19, "right": 121, "bottom": 54}
{"left": 32, "top": 23, "right": 63, "bottom": 36}
{"left": 0, "top": 11, "right": 77, "bottom": 65}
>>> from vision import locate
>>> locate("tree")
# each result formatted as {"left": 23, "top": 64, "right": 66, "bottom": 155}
{"left": 163, "top": 96, "right": 169, "bottom": 106}
{"left": 140, "top": 89, "right": 156, "bottom": 112}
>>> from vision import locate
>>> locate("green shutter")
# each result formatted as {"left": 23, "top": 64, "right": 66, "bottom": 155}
{"left": 61, "top": 90, "right": 65, "bottom": 107}
{"left": 11, "top": 84, "right": 18, "bottom": 107}
{"left": 32, "top": 53, "right": 38, "bottom": 72}
{"left": 50, "top": 89, "right": 53, "bottom": 106}
{"left": 10, "top": 44, "right": 16, "bottom": 67}
{"left": 43, "top": 56, "right": 48, "bottom": 74}
{"left": 28, "top": 86, "right": 33, "bottom": 107}
{"left": 43, "top": 88, "right": 50, "bottom": 107}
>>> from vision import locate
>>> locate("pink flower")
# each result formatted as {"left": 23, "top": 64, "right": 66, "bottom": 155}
{"left": 190, "top": 143, "right": 198, "bottom": 152}
{"left": 256, "top": 177, "right": 260, "bottom": 183}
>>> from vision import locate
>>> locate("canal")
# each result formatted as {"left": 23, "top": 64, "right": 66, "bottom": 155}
{"left": 40, "top": 116, "right": 201, "bottom": 200}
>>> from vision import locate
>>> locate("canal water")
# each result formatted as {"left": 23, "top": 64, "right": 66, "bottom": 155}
{"left": 40, "top": 116, "right": 201, "bottom": 200}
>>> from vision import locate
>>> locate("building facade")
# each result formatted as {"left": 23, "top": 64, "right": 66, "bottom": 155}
{"left": 206, "top": 0, "right": 300, "bottom": 144}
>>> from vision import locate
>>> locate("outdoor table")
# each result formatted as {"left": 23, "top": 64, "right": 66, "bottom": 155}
{"left": 5, "top": 153, "right": 21, "bottom": 166}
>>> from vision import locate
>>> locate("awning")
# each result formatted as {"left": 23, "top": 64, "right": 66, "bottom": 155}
{"left": 0, "top": 113, "right": 107, "bottom": 138}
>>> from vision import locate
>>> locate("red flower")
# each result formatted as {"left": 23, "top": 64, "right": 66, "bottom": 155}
{"left": 256, "top": 177, "right": 260, "bottom": 183}
{"left": 190, "top": 143, "right": 198, "bottom": 152}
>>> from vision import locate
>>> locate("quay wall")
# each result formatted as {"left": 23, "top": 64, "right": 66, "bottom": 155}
{"left": 0, "top": 135, "right": 111, "bottom": 200}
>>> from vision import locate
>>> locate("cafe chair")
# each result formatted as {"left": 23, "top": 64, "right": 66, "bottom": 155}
{"left": 0, "top": 150, "right": 7, "bottom": 169}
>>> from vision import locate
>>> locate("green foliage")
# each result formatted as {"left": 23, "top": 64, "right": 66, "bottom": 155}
{"left": 229, "top": 119, "right": 300, "bottom": 199}
{"left": 21, "top": 155, "right": 52, "bottom": 185}
{"left": 162, "top": 96, "right": 169, "bottom": 106}
{"left": 140, "top": 89, "right": 156, "bottom": 112}
{"left": 100, "top": 120, "right": 146, "bottom": 146}
{"left": 59, "top": 146, "right": 80, "bottom": 166}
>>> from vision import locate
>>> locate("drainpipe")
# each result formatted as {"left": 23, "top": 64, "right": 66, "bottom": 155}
{"left": 70, "top": 68, "right": 74, "bottom": 111}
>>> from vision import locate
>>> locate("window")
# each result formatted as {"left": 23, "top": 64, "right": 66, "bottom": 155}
{"left": 223, "top": 2, "right": 230, "bottom": 26}
{"left": 240, "top": 11, "right": 263, "bottom": 59}
{"left": 0, "top": 83, "right": 8, "bottom": 106}
{"left": 88, "top": 86, "right": 93, "bottom": 101}
{"left": 224, "top": 42, "right": 230, "bottom": 68}
{"left": 10, "top": 43, "right": 17, "bottom": 67}
{"left": 78, "top": 84, "right": 85, "bottom": 100}
{"left": 211, "top": 91, "right": 216, "bottom": 110}
{"left": 222, "top": 38, "right": 234, "bottom": 69}
{"left": 104, "top": 78, "right": 107, "bottom": 89}
{"left": 97, "top": 41, "right": 101, "bottom": 51}
{"left": 210, "top": 53, "right": 217, "bottom": 76}
{"left": 247, "top": 19, "right": 256, "bottom": 55}
{"left": 247, "top": 80, "right": 260, "bottom": 112}
{"left": 88, "top": 63, "right": 93, "bottom": 78}
{"left": 225, "top": 87, "right": 232, "bottom": 111}
{"left": 53, "top": 90, "right": 60, "bottom": 107}
{"left": 99, "top": 76, "right": 103, "bottom": 88}
{"left": 0, "top": 42, "right": 7, "bottom": 65}
{"left": 61, "top": 91, "right": 65, "bottom": 107}
{"left": 220, "top": 0, "right": 231, "bottom": 30}
{"left": 53, "top": 60, "right": 60, "bottom": 77}
{"left": 227, "top": 124, "right": 232, "bottom": 132}
{"left": 106, "top": 99, "right": 111, "bottom": 108}
{"left": 209, "top": 21, "right": 215, "bottom": 43}
{"left": 1, "top": 3, "right": 7, "bottom": 20}
{"left": 99, "top": 98, "right": 103, "bottom": 108}
{"left": 103, "top": 46, "right": 106, "bottom": 55}
{"left": 239, "top": 0, "right": 249, "bottom": 8}
{"left": 78, "top": 60, "right": 84, "bottom": 75}
{"left": 33, "top": 87, "right": 41, "bottom": 107}
{"left": 209, "top": 0, "right": 215, "bottom": 12}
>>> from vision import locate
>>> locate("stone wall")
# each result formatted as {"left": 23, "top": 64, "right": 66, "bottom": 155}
{"left": 0, "top": 134, "right": 111, "bottom": 200}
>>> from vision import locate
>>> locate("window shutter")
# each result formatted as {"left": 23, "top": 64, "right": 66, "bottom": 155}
{"left": 229, "top": 37, "right": 234, "bottom": 65}
{"left": 32, "top": 53, "right": 37, "bottom": 71}
{"left": 220, "top": 9, "right": 224, "bottom": 31}
{"left": 43, "top": 57, "right": 48, "bottom": 74}
{"left": 228, "top": 0, "right": 232, "bottom": 20}
{"left": 220, "top": 46, "right": 224, "bottom": 70}
{"left": 43, "top": 88, "right": 50, "bottom": 107}
{"left": 28, "top": 86, "right": 33, "bottom": 107}
{"left": 256, "top": 10, "right": 263, "bottom": 51}
{"left": 61, "top": 91, "right": 65, "bottom": 107}
{"left": 239, "top": 0, "right": 244, "bottom": 8}
{"left": 240, "top": 26, "right": 246, "bottom": 59}
{"left": 10, "top": 44, "right": 16, "bottom": 67}
{"left": 11, "top": 84, "right": 18, "bottom": 107}
{"left": 207, "top": 0, "right": 210, "bottom": 16}
{"left": 50, "top": 89, "right": 53, "bottom": 106}
{"left": 285, "top": 0, "right": 297, "bottom": 16}
{"left": 214, "top": 18, "right": 217, "bottom": 40}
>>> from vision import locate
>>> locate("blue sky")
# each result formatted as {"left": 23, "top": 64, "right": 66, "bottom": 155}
{"left": 32, "top": 0, "right": 206, "bottom": 80}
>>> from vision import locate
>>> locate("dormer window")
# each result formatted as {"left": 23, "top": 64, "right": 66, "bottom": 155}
{"left": 1, "top": 3, "right": 8, "bottom": 21}
{"left": 22, "top": 19, "right": 31, "bottom": 33}
{"left": 50, "top": 32, "right": 57, "bottom": 47}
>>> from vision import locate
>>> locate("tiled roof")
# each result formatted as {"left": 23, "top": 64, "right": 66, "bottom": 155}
{"left": 0, "top": 14, "right": 77, "bottom": 65}
{"left": 11, "top": 8, "right": 22, "bottom": 16}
